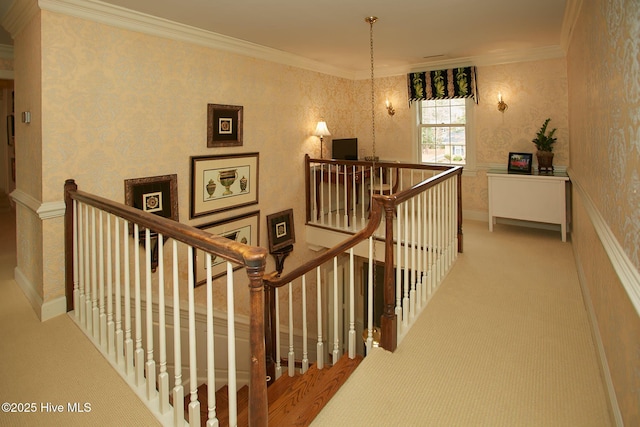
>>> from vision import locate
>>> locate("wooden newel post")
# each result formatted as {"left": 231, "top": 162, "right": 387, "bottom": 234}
{"left": 246, "top": 256, "right": 269, "bottom": 427}
{"left": 64, "top": 179, "right": 77, "bottom": 312}
{"left": 379, "top": 201, "right": 397, "bottom": 352}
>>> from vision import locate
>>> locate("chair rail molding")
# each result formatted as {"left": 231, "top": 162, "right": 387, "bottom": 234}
{"left": 10, "top": 189, "right": 66, "bottom": 220}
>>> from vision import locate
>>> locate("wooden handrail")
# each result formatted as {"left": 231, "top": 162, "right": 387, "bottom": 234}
{"left": 63, "top": 179, "right": 269, "bottom": 426}
{"left": 64, "top": 180, "right": 267, "bottom": 268}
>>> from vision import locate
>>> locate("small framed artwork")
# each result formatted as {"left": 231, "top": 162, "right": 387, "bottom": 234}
{"left": 190, "top": 153, "right": 259, "bottom": 218}
{"left": 207, "top": 104, "right": 243, "bottom": 147}
{"left": 124, "top": 174, "right": 178, "bottom": 272}
{"left": 193, "top": 211, "right": 260, "bottom": 286}
{"left": 124, "top": 174, "right": 179, "bottom": 221}
{"left": 266, "top": 209, "right": 295, "bottom": 253}
{"left": 507, "top": 152, "right": 533, "bottom": 174}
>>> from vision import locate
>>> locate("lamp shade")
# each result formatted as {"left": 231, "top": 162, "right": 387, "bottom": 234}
{"left": 314, "top": 121, "right": 331, "bottom": 137}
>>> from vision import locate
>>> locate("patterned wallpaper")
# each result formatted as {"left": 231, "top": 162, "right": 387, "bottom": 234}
{"left": 567, "top": 0, "right": 640, "bottom": 423}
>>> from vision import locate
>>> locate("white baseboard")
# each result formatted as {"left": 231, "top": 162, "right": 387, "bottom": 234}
{"left": 14, "top": 266, "right": 67, "bottom": 321}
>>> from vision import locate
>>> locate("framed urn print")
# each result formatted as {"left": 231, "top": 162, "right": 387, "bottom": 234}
{"left": 124, "top": 174, "right": 179, "bottom": 222}
{"left": 190, "top": 153, "right": 259, "bottom": 218}
{"left": 207, "top": 104, "right": 243, "bottom": 147}
{"left": 193, "top": 211, "right": 260, "bottom": 286}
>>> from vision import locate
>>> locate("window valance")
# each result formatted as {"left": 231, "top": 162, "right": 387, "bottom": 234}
{"left": 408, "top": 66, "right": 478, "bottom": 104}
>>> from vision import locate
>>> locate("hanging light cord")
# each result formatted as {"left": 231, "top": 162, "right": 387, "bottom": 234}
{"left": 367, "top": 16, "right": 377, "bottom": 161}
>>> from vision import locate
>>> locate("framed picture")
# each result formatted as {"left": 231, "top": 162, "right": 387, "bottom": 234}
{"left": 124, "top": 174, "right": 179, "bottom": 221}
{"left": 207, "top": 104, "right": 243, "bottom": 147}
{"left": 193, "top": 211, "right": 260, "bottom": 286}
{"left": 124, "top": 174, "right": 178, "bottom": 272}
{"left": 266, "top": 209, "right": 295, "bottom": 253}
{"left": 190, "top": 153, "right": 259, "bottom": 218}
{"left": 507, "top": 152, "right": 533, "bottom": 174}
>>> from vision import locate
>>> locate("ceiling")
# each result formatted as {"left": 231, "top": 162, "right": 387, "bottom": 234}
{"left": 0, "top": 0, "right": 568, "bottom": 73}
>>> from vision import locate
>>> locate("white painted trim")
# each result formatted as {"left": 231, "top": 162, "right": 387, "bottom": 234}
{"left": 41, "top": 295, "right": 67, "bottom": 320}
{"left": 572, "top": 251, "right": 623, "bottom": 426}
{"left": 5, "top": 0, "right": 567, "bottom": 80}
{"left": 568, "top": 169, "right": 640, "bottom": 317}
{"left": 0, "top": 44, "right": 13, "bottom": 59}
{"left": 1, "top": 0, "right": 40, "bottom": 39}
{"left": 561, "top": 0, "right": 584, "bottom": 52}
{"left": 13, "top": 265, "right": 68, "bottom": 321}
{"left": 37, "top": 0, "right": 356, "bottom": 80}
{"left": 10, "top": 188, "right": 65, "bottom": 219}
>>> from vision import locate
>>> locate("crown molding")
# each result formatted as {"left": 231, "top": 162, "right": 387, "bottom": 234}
{"left": 37, "top": 0, "right": 356, "bottom": 80}
{"left": 357, "top": 45, "right": 566, "bottom": 80}
{"left": 1, "top": 0, "right": 40, "bottom": 39}
{"left": 561, "top": 0, "right": 584, "bottom": 53}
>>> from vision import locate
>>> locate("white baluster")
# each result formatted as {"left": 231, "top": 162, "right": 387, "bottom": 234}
{"left": 124, "top": 220, "right": 134, "bottom": 375}
{"left": 395, "top": 199, "right": 402, "bottom": 340}
{"left": 206, "top": 253, "right": 218, "bottom": 425}
{"left": 226, "top": 262, "right": 237, "bottom": 427}
{"left": 172, "top": 240, "right": 184, "bottom": 427}
{"left": 428, "top": 188, "right": 434, "bottom": 298}
{"left": 351, "top": 165, "right": 357, "bottom": 229}
{"left": 77, "top": 202, "right": 86, "bottom": 324}
{"left": 301, "top": 275, "right": 309, "bottom": 374}
{"left": 72, "top": 200, "right": 79, "bottom": 319}
{"left": 157, "top": 234, "right": 169, "bottom": 414}
{"left": 91, "top": 207, "right": 99, "bottom": 337}
{"left": 334, "top": 165, "right": 340, "bottom": 227}
{"left": 416, "top": 173, "right": 423, "bottom": 311}
{"left": 410, "top": 196, "right": 416, "bottom": 323}
{"left": 114, "top": 217, "right": 123, "bottom": 365}
{"left": 84, "top": 205, "right": 91, "bottom": 329}
{"left": 312, "top": 164, "right": 318, "bottom": 224}
{"left": 106, "top": 213, "right": 114, "bottom": 354}
{"left": 332, "top": 257, "right": 340, "bottom": 365}
{"left": 145, "top": 229, "right": 157, "bottom": 399}
{"left": 402, "top": 200, "right": 409, "bottom": 330}
{"left": 320, "top": 166, "right": 325, "bottom": 226}
{"left": 274, "top": 287, "right": 282, "bottom": 379}
{"left": 366, "top": 237, "right": 374, "bottom": 354}
{"left": 348, "top": 248, "right": 356, "bottom": 359}
{"left": 134, "top": 224, "right": 144, "bottom": 386}
{"left": 316, "top": 267, "right": 324, "bottom": 370}
{"left": 187, "top": 246, "right": 200, "bottom": 426}
{"left": 288, "top": 282, "right": 295, "bottom": 377}
{"left": 98, "top": 211, "right": 106, "bottom": 345}
{"left": 360, "top": 166, "right": 366, "bottom": 229}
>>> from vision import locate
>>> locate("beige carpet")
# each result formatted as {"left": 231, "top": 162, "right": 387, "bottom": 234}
{"left": 0, "top": 209, "right": 160, "bottom": 427}
{"left": 313, "top": 220, "right": 612, "bottom": 427}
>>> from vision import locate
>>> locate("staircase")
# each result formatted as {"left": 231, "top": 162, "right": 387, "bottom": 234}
{"left": 187, "top": 354, "right": 363, "bottom": 426}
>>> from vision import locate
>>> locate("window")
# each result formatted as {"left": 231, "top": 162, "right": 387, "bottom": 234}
{"left": 417, "top": 98, "right": 474, "bottom": 167}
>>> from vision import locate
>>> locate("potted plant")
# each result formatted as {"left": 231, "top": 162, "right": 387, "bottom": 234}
{"left": 532, "top": 118, "right": 557, "bottom": 172}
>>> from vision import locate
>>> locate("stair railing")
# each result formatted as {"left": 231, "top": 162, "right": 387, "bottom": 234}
{"left": 264, "top": 158, "right": 463, "bottom": 382}
{"left": 64, "top": 179, "right": 268, "bottom": 427}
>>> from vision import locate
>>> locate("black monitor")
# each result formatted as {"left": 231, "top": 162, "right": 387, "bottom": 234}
{"left": 332, "top": 138, "right": 358, "bottom": 160}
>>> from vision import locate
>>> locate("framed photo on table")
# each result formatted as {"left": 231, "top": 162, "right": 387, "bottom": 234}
{"left": 193, "top": 211, "right": 260, "bottom": 286}
{"left": 190, "top": 153, "right": 259, "bottom": 218}
{"left": 207, "top": 104, "right": 243, "bottom": 147}
{"left": 507, "top": 152, "right": 533, "bottom": 174}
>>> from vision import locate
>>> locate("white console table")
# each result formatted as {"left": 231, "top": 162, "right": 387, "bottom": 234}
{"left": 487, "top": 170, "right": 570, "bottom": 241}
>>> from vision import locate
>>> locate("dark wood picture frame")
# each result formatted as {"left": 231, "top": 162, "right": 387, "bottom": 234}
{"left": 190, "top": 153, "right": 259, "bottom": 218}
{"left": 124, "top": 174, "right": 179, "bottom": 221}
{"left": 193, "top": 210, "right": 260, "bottom": 286}
{"left": 266, "top": 209, "right": 295, "bottom": 253}
{"left": 124, "top": 174, "right": 179, "bottom": 272}
{"left": 207, "top": 103, "right": 243, "bottom": 147}
{"left": 507, "top": 152, "right": 533, "bottom": 174}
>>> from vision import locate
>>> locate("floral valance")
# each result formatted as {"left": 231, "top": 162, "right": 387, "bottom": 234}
{"left": 407, "top": 66, "right": 478, "bottom": 104}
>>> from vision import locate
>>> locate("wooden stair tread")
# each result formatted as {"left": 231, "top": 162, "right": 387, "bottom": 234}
{"left": 216, "top": 385, "right": 249, "bottom": 427}
{"left": 266, "top": 362, "right": 329, "bottom": 423}
{"left": 268, "top": 354, "right": 363, "bottom": 426}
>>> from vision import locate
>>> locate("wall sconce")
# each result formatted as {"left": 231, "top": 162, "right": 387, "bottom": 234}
{"left": 385, "top": 99, "right": 395, "bottom": 116}
{"left": 314, "top": 120, "right": 331, "bottom": 159}
{"left": 497, "top": 93, "right": 508, "bottom": 112}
